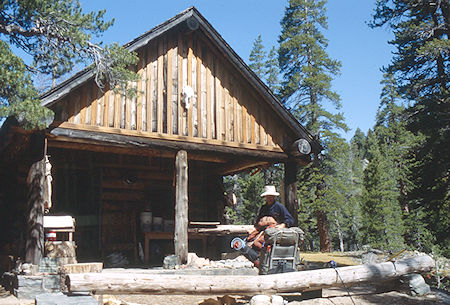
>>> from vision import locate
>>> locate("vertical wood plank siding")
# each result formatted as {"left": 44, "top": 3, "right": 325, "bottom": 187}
{"left": 166, "top": 36, "right": 173, "bottom": 135}
{"left": 136, "top": 50, "right": 144, "bottom": 132}
{"left": 55, "top": 31, "right": 283, "bottom": 151}
{"left": 187, "top": 35, "right": 193, "bottom": 137}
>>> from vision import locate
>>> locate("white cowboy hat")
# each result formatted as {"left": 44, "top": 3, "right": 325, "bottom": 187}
{"left": 260, "top": 185, "right": 279, "bottom": 197}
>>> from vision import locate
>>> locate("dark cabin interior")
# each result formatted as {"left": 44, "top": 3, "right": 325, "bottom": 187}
{"left": 46, "top": 146, "right": 226, "bottom": 264}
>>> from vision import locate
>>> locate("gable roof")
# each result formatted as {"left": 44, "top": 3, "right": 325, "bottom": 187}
{"left": 39, "top": 7, "right": 322, "bottom": 154}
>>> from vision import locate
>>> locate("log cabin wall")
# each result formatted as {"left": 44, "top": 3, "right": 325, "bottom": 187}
{"left": 50, "top": 27, "right": 289, "bottom": 153}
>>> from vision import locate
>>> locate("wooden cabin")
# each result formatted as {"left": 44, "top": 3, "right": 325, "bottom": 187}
{"left": 0, "top": 7, "right": 321, "bottom": 269}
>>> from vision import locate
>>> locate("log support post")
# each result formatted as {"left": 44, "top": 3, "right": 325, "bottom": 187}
{"left": 284, "top": 160, "right": 298, "bottom": 227}
{"left": 25, "top": 133, "right": 46, "bottom": 265}
{"left": 175, "top": 150, "right": 188, "bottom": 264}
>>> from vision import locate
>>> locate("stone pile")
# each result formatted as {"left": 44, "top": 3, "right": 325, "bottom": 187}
{"left": 162, "top": 253, "right": 258, "bottom": 275}
{"left": 184, "top": 253, "right": 255, "bottom": 269}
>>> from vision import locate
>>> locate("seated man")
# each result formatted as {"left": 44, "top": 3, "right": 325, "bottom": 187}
{"left": 237, "top": 185, "right": 295, "bottom": 266}
{"left": 255, "top": 185, "right": 294, "bottom": 229}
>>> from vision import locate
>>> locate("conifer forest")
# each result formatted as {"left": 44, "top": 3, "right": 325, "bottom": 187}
{"left": 226, "top": 0, "right": 449, "bottom": 258}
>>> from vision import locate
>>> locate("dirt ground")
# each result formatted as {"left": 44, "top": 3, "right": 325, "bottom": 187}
{"left": 107, "top": 286, "right": 450, "bottom": 305}
{"left": 1, "top": 282, "right": 449, "bottom": 305}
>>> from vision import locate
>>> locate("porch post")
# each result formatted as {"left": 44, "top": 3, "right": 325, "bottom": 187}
{"left": 25, "top": 134, "right": 46, "bottom": 265}
{"left": 175, "top": 150, "right": 188, "bottom": 264}
{"left": 284, "top": 160, "right": 298, "bottom": 227}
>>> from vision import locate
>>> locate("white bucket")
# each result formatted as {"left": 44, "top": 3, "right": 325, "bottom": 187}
{"left": 140, "top": 212, "right": 153, "bottom": 224}
{"left": 140, "top": 212, "right": 152, "bottom": 232}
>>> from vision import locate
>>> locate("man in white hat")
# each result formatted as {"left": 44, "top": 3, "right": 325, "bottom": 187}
{"left": 255, "top": 185, "right": 294, "bottom": 229}
{"left": 233, "top": 186, "right": 294, "bottom": 267}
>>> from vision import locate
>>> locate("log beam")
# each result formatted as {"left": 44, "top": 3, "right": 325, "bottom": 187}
{"left": 48, "top": 127, "right": 288, "bottom": 162}
{"left": 189, "top": 225, "right": 254, "bottom": 235}
{"left": 219, "top": 161, "right": 269, "bottom": 176}
{"left": 66, "top": 255, "right": 434, "bottom": 295}
{"left": 175, "top": 150, "right": 188, "bottom": 264}
{"left": 47, "top": 136, "right": 229, "bottom": 164}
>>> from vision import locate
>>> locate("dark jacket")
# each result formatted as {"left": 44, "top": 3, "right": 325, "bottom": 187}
{"left": 255, "top": 201, "right": 294, "bottom": 228}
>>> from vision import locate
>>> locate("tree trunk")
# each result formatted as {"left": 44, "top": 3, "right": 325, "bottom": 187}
{"left": 317, "top": 210, "right": 331, "bottom": 252}
{"left": 66, "top": 255, "right": 434, "bottom": 295}
{"left": 175, "top": 150, "right": 188, "bottom": 264}
{"left": 25, "top": 158, "right": 46, "bottom": 264}
{"left": 284, "top": 161, "right": 298, "bottom": 227}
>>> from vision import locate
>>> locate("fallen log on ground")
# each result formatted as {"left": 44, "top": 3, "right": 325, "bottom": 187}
{"left": 66, "top": 255, "right": 434, "bottom": 295}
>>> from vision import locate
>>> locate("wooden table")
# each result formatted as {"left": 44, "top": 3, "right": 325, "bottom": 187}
{"left": 144, "top": 231, "right": 208, "bottom": 264}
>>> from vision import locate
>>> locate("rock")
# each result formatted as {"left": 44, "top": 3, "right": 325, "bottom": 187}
{"left": 218, "top": 295, "right": 237, "bottom": 305}
{"left": 163, "top": 255, "right": 179, "bottom": 269}
{"left": 45, "top": 241, "right": 76, "bottom": 259}
{"left": 187, "top": 252, "right": 199, "bottom": 265}
{"left": 199, "top": 298, "right": 221, "bottom": 305}
{"left": 35, "top": 292, "right": 98, "bottom": 304}
{"left": 250, "top": 295, "right": 271, "bottom": 305}
{"left": 361, "top": 252, "right": 380, "bottom": 264}
{"left": 399, "top": 273, "right": 431, "bottom": 296}
{"left": 249, "top": 295, "right": 285, "bottom": 305}
{"left": 21, "top": 263, "right": 34, "bottom": 275}
{"left": 191, "top": 257, "right": 210, "bottom": 268}
{"left": 271, "top": 295, "right": 285, "bottom": 305}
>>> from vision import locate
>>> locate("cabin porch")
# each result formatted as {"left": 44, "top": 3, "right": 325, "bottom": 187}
{"left": 0, "top": 125, "right": 297, "bottom": 269}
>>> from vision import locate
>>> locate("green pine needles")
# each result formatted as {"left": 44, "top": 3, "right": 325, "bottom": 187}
{"left": 0, "top": 0, "right": 139, "bottom": 129}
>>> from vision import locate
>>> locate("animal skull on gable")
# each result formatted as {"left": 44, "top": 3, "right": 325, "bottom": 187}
{"left": 181, "top": 85, "right": 195, "bottom": 110}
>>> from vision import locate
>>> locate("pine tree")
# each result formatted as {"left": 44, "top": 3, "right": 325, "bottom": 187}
{"left": 371, "top": 0, "right": 449, "bottom": 254}
{"left": 265, "top": 46, "right": 281, "bottom": 96}
{"left": 351, "top": 128, "right": 368, "bottom": 161}
{"left": 249, "top": 35, "right": 267, "bottom": 80}
{"left": 375, "top": 73, "right": 420, "bottom": 215}
{"left": 323, "top": 137, "right": 355, "bottom": 252}
{"left": 278, "top": 0, "right": 347, "bottom": 251}
{"left": 361, "top": 130, "right": 406, "bottom": 251}
{"left": 346, "top": 130, "right": 366, "bottom": 250}
{"left": 376, "top": 73, "right": 434, "bottom": 252}
{"left": 0, "top": 0, "right": 139, "bottom": 129}
{"left": 360, "top": 72, "right": 424, "bottom": 251}
{"left": 0, "top": 41, "right": 48, "bottom": 129}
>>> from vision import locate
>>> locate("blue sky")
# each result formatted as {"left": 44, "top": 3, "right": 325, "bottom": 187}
{"left": 80, "top": 1, "right": 395, "bottom": 140}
